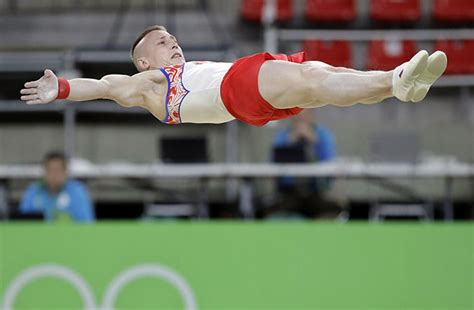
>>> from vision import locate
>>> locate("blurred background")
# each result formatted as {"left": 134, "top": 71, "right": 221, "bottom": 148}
{"left": 0, "top": 0, "right": 473, "bottom": 308}
{"left": 0, "top": 0, "right": 472, "bottom": 221}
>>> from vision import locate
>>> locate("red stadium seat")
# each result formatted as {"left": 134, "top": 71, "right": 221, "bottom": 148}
{"left": 305, "top": 0, "right": 355, "bottom": 23}
{"left": 433, "top": 40, "right": 474, "bottom": 74}
{"left": 303, "top": 40, "right": 352, "bottom": 67}
{"left": 240, "top": 0, "right": 293, "bottom": 23}
{"left": 370, "top": 0, "right": 421, "bottom": 22}
{"left": 432, "top": 0, "right": 474, "bottom": 22}
{"left": 367, "top": 40, "right": 417, "bottom": 71}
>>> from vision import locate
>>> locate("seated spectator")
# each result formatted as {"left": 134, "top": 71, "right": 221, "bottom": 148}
{"left": 267, "top": 110, "right": 342, "bottom": 219}
{"left": 19, "top": 152, "right": 95, "bottom": 222}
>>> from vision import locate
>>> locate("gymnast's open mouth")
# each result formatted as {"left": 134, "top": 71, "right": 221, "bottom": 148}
{"left": 172, "top": 53, "right": 182, "bottom": 59}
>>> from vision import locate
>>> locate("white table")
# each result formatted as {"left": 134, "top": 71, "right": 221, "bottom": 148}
{"left": 1, "top": 159, "right": 473, "bottom": 220}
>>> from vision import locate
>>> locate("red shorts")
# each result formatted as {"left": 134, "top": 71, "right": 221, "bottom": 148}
{"left": 220, "top": 52, "right": 306, "bottom": 126}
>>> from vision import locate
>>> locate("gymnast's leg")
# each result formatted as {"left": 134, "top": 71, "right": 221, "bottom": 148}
{"left": 258, "top": 50, "right": 429, "bottom": 109}
{"left": 302, "top": 61, "right": 393, "bottom": 105}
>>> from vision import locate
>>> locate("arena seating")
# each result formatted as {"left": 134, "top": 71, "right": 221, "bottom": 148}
{"left": 241, "top": 0, "right": 293, "bottom": 23}
{"left": 370, "top": 0, "right": 421, "bottom": 22}
{"left": 303, "top": 40, "right": 352, "bottom": 67}
{"left": 305, "top": 0, "right": 355, "bottom": 23}
{"left": 241, "top": 0, "right": 474, "bottom": 25}
{"left": 433, "top": 40, "right": 474, "bottom": 74}
{"left": 366, "top": 40, "right": 417, "bottom": 70}
{"left": 432, "top": 0, "right": 474, "bottom": 22}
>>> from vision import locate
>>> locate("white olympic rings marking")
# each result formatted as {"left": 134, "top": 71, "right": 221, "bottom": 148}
{"left": 102, "top": 264, "right": 197, "bottom": 310}
{"left": 1, "top": 263, "right": 197, "bottom": 310}
{"left": 1, "top": 264, "right": 96, "bottom": 309}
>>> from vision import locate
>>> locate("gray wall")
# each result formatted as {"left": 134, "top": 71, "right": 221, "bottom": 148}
{"left": 1, "top": 93, "right": 473, "bottom": 164}
{"left": 1, "top": 0, "right": 472, "bottom": 203}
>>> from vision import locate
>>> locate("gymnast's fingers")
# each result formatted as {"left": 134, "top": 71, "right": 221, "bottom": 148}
{"left": 21, "top": 94, "right": 39, "bottom": 101}
{"left": 24, "top": 81, "right": 39, "bottom": 88}
{"left": 20, "top": 88, "right": 37, "bottom": 95}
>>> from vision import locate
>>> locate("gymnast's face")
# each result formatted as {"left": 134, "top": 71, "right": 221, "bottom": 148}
{"left": 134, "top": 30, "right": 185, "bottom": 71}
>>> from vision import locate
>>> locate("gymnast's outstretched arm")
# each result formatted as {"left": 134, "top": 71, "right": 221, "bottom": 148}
{"left": 20, "top": 69, "right": 163, "bottom": 108}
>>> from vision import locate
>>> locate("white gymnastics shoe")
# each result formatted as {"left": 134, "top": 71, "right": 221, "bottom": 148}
{"left": 410, "top": 51, "right": 448, "bottom": 102}
{"left": 392, "top": 50, "right": 429, "bottom": 102}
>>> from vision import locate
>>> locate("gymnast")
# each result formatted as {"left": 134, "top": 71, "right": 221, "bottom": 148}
{"left": 20, "top": 25, "right": 447, "bottom": 126}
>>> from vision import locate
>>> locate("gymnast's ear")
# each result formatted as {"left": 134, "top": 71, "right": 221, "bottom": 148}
{"left": 136, "top": 57, "right": 150, "bottom": 72}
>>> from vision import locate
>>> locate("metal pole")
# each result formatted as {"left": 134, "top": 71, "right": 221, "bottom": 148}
{"left": 197, "top": 178, "right": 209, "bottom": 218}
{"left": 64, "top": 104, "right": 76, "bottom": 160}
{"left": 263, "top": 0, "right": 278, "bottom": 53}
{"left": 443, "top": 177, "right": 454, "bottom": 221}
{"left": 239, "top": 178, "right": 254, "bottom": 219}
{"left": 225, "top": 122, "right": 239, "bottom": 202}
{"left": 0, "top": 180, "right": 9, "bottom": 220}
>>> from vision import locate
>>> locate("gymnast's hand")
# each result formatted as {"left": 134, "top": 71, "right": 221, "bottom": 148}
{"left": 20, "top": 69, "right": 58, "bottom": 105}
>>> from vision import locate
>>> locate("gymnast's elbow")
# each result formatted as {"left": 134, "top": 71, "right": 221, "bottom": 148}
{"left": 100, "top": 75, "right": 143, "bottom": 108}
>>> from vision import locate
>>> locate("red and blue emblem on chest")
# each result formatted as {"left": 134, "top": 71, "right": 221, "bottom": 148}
{"left": 159, "top": 64, "right": 189, "bottom": 125}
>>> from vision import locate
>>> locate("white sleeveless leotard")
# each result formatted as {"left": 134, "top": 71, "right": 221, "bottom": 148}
{"left": 159, "top": 61, "right": 235, "bottom": 124}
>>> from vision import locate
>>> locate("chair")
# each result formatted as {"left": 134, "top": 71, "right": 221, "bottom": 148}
{"left": 303, "top": 40, "right": 352, "bottom": 67}
{"left": 368, "top": 132, "right": 434, "bottom": 221}
{"left": 240, "top": 0, "right": 293, "bottom": 23}
{"left": 366, "top": 40, "right": 417, "bottom": 71}
{"left": 432, "top": 0, "right": 474, "bottom": 22}
{"left": 433, "top": 40, "right": 474, "bottom": 74}
{"left": 305, "top": 0, "right": 355, "bottom": 23}
{"left": 370, "top": 0, "right": 421, "bottom": 22}
{"left": 143, "top": 137, "right": 209, "bottom": 219}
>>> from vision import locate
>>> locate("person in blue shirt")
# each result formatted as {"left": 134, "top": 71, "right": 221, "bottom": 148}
{"left": 268, "top": 110, "right": 341, "bottom": 219}
{"left": 19, "top": 152, "right": 95, "bottom": 222}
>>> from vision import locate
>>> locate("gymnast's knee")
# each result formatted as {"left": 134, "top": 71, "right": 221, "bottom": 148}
{"left": 299, "top": 65, "right": 333, "bottom": 99}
